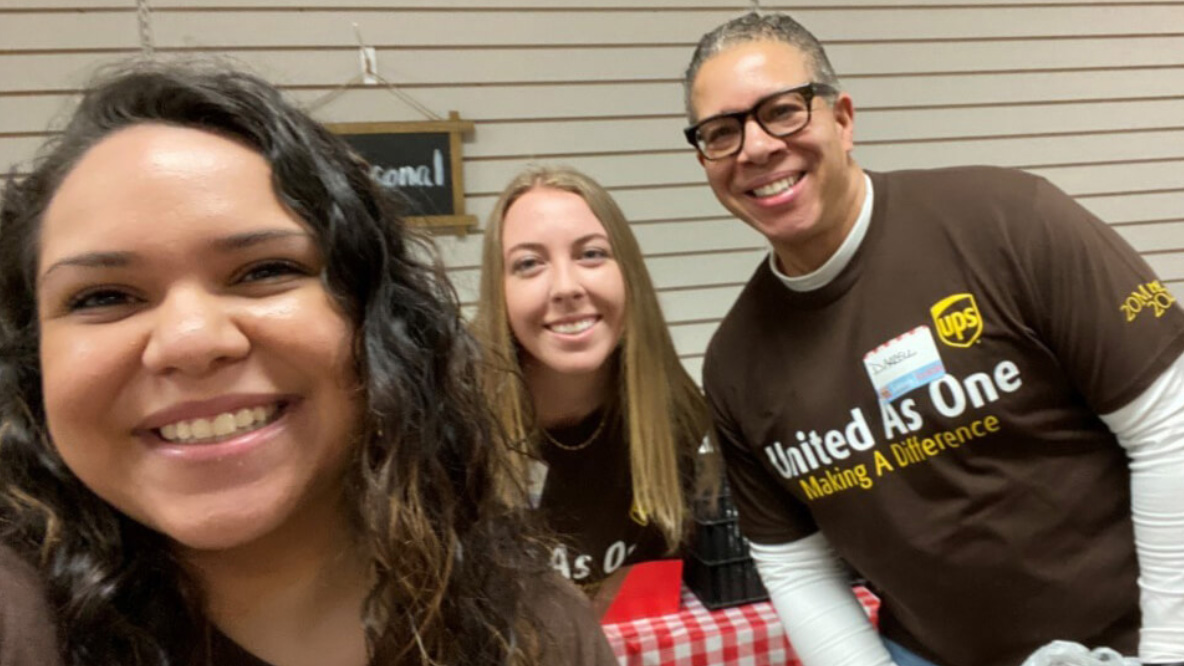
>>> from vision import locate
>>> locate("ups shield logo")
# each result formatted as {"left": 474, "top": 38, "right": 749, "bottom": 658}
{"left": 931, "top": 293, "right": 982, "bottom": 348}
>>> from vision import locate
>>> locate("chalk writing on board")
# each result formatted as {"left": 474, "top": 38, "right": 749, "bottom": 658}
{"left": 370, "top": 149, "right": 445, "bottom": 188}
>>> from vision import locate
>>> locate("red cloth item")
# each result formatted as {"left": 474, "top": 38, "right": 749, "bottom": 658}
{"left": 602, "top": 585, "right": 879, "bottom": 665}
{"left": 600, "top": 559, "right": 684, "bottom": 624}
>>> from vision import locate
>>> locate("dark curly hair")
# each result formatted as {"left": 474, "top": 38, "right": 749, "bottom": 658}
{"left": 0, "top": 62, "right": 551, "bottom": 665}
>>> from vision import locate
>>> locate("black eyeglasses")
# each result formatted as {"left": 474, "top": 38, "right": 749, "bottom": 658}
{"left": 684, "top": 82, "right": 837, "bottom": 160}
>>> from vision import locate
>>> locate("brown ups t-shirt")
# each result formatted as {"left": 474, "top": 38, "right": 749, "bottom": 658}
{"left": 703, "top": 167, "right": 1184, "bottom": 666}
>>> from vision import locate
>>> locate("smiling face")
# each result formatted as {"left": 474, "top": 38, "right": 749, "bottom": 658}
{"left": 36, "top": 124, "right": 361, "bottom": 553}
{"left": 501, "top": 187, "right": 626, "bottom": 387}
{"left": 691, "top": 40, "right": 864, "bottom": 274}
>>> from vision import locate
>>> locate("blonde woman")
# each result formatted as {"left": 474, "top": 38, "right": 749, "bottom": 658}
{"left": 474, "top": 166, "right": 716, "bottom": 594}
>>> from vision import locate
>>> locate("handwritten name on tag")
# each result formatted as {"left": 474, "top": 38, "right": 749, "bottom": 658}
{"left": 863, "top": 325, "right": 946, "bottom": 402}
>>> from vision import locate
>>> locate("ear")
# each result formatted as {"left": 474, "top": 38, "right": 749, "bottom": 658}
{"left": 696, "top": 150, "right": 706, "bottom": 168}
{"left": 831, "top": 92, "right": 856, "bottom": 153}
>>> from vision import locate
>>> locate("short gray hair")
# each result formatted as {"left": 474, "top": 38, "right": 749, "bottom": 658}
{"left": 683, "top": 12, "right": 840, "bottom": 121}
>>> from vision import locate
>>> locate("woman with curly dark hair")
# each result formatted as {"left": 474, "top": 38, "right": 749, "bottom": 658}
{"left": 0, "top": 63, "right": 616, "bottom": 666}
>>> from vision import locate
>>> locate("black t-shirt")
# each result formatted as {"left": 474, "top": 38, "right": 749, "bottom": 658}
{"left": 537, "top": 408, "right": 671, "bottom": 587}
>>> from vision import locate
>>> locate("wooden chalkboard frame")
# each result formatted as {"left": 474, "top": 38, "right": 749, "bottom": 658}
{"left": 328, "top": 112, "right": 476, "bottom": 234}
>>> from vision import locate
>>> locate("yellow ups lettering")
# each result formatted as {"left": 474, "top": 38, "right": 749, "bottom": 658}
{"left": 930, "top": 293, "right": 983, "bottom": 348}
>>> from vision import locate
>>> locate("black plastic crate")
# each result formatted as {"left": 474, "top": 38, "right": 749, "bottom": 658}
{"left": 683, "top": 484, "right": 769, "bottom": 609}
{"left": 683, "top": 553, "right": 768, "bottom": 610}
{"left": 690, "top": 511, "right": 750, "bottom": 563}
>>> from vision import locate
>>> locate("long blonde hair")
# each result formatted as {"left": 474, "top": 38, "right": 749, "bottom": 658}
{"left": 473, "top": 165, "right": 716, "bottom": 550}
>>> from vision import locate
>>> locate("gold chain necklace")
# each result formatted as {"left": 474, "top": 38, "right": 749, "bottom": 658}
{"left": 542, "top": 410, "right": 609, "bottom": 452}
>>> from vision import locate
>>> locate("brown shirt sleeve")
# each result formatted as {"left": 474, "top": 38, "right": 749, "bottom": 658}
{"left": 532, "top": 574, "right": 619, "bottom": 665}
{"left": 0, "top": 545, "right": 62, "bottom": 666}
{"left": 1011, "top": 175, "right": 1184, "bottom": 413}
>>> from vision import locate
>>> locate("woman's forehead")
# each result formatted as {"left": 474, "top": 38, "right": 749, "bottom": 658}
{"left": 38, "top": 125, "right": 290, "bottom": 270}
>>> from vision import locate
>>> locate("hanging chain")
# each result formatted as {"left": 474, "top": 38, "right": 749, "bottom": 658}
{"left": 136, "top": 0, "right": 155, "bottom": 57}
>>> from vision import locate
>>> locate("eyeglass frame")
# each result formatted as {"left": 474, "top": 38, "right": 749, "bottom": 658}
{"left": 683, "top": 82, "right": 839, "bottom": 160}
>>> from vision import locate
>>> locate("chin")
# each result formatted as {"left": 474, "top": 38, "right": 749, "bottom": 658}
{"left": 555, "top": 354, "right": 617, "bottom": 378}
{"left": 160, "top": 517, "right": 271, "bottom": 553}
{"left": 141, "top": 497, "right": 295, "bottom": 553}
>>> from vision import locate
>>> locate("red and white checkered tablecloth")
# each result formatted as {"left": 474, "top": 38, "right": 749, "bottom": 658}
{"left": 601, "top": 586, "right": 879, "bottom": 666}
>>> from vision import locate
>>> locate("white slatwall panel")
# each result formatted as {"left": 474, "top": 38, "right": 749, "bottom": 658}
{"left": 2, "top": 1, "right": 1182, "bottom": 383}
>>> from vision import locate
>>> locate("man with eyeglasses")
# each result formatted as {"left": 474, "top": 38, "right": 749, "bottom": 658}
{"left": 685, "top": 11, "right": 1184, "bottom": 666}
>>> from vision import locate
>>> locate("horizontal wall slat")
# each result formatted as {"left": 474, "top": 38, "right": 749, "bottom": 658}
{"left": 7, "top": 35, "right": 1184, "bottom": 94}
{"left": 1024, "top": 161, "right": 1184, "bottom": 200}
{"left": 856, "top": 131, "right": 1184, "bottom": 176}
{"left": 1145, "top": 252, "right": 1184, "bottom": 281}
{"left": 670, "top": 320, "right": 717, "bottom": 357}
{"left": 1081, "top": 191, "right": 1184, "bottom": 225}
{"left": 1114, "top": 220, "right": 1184, "bottom": 253}
{"left": 659, "top": 283, "right": 746, "bottom": 325}
{"left": 0, "top": 54, "right": 132, "bottom": 93}
{"left": 0, "top": 13, "right": 138, "bottom": 50}
{"left": 116, "top": 8, "right": 1184, "bottom": 50}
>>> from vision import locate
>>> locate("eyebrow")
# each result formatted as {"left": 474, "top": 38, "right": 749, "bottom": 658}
{"left": 39, "top": 229, "right": 313, "bottom": 282}
{"left": 505, "top": 232, "right": 610, "bottom": 255}
{"left": 211, "top": 229, "right": 312, "bottom": 251}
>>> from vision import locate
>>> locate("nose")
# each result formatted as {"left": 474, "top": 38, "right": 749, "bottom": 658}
{"left": 141, "top": 284, "right": 250, "bottom": 376}
{"left": 549, "top": 259, "right": 586, "bottom": 303}
{"left": 737, "top": 116, "right": 785, "bottom": 165}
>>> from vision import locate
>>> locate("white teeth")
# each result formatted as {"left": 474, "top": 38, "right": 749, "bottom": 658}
{"left": 549, "top": 318, "right": 596, "bottom": 335}
{"left": 752, "top": 174, "right": 800, "bottom": 197}
{"left": 191, "top": 419, "right": 212, "bottom": 439}
{"left": 157, "top": 404, "right": 280, "bottom": 444}
{"left": 212, "top": 413, "right": 236, "bottom": 437}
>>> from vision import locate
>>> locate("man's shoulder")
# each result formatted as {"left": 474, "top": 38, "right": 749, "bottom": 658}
{"left": 877, "top": 165, "right": 1045, "bottom": 206}
{"left": 0, "top": 543, "right": 62, "bottom": 665}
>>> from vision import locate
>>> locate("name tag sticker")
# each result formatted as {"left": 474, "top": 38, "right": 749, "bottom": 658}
{"left": 863, "top": 325, "right": 946, "bottom": 402}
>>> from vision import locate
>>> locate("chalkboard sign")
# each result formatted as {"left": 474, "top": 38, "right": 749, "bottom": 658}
{"left": 328, "top": 113, "right": 476, "bottom": 232}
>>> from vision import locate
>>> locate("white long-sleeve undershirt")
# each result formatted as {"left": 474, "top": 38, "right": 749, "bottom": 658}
{"left": 749, "top": 534, "right": 897, "bottom": 666}
{"left": 1099, "top": 349, "right": 1184, "bottom": 663}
